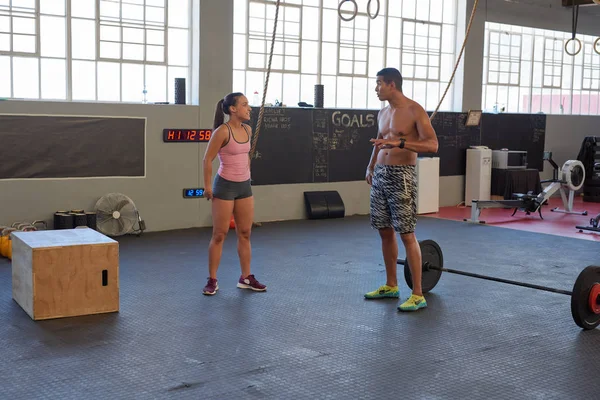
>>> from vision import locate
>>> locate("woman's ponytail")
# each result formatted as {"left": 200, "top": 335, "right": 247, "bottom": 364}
{"left": 213, "top": 93, "right": 244, "bottom": 130}
{"left": 213, "top": 99, "right": 225, "bottom": 130}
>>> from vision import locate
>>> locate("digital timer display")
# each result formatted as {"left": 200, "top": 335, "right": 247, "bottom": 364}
{"left": 163, "top": 129, "right": 212, "bottom": 142}
{"left": 183, "top": 188, "right": 205, "bottom": 198}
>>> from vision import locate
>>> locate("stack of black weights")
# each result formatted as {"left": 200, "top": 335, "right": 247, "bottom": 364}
{"left": 577, "top": 136, "right": 600, "bottom": 202}
{"left": 54, "top": 210, "right": 98, "bottom": 230}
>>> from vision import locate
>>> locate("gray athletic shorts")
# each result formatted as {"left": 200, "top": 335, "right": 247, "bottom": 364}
{"left": 369, "top": 164, "right": 417, "bottom": 234}
{"left": 213, "top": 174, "right": 253, "bottom": 200}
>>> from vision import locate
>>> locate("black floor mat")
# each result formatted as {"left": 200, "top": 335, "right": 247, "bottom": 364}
{"left": 1, "top": 215, "right": 599, "bottom": 399}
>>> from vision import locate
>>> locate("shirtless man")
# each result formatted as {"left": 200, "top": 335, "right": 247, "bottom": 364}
{"left": 364, "top": 68, "right": 439, "bottom": 312}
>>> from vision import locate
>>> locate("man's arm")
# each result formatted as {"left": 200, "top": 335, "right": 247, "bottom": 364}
{"left": 404, "top": 104, "right": 438, "bottom": 153}
{"left": 367, "top": 130, "right": 383, "bottom": 171}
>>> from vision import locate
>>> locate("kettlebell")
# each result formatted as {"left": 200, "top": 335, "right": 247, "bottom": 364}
{"left": 0, "top": 228, "right": 16, "bottom": 258}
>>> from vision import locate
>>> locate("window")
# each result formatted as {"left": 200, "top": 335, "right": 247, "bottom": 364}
{"left": 582, "top": 40, "right": 600, "bottom": 91}
{"left": 542, "top": 37, "right": 563, "bottom": 88}
{"left": 0, "top": 0, "right": 191, "bottom": 103}
{"left": 233, "top": 0, "right": 461, "bottom": 111}
{"left": 0, "top": 0, "right": 37, "bottom": 55}
{"left": 482, "top": 22, "right": 600, "bottom": 115}
{"left": 486, "top": 30, "right": 521, "bottom": 86}
{"left": 247, "top": 0, "right": 300, "bottom": 73}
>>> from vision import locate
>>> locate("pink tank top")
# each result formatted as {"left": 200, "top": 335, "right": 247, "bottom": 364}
{"left": 217, "top": 123, "right": 251, "bottom": 182}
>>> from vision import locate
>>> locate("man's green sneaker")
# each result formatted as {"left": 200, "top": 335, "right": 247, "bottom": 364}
{"left": 364, "top": 284, "right": 399, "bottom": 299}
{"left": 398, "top": 294, "right": 427, "bottom": 311}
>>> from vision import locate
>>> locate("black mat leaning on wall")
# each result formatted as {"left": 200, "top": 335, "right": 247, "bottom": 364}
{"left": 0, "top": 114, "right": 146, "bottom": 179}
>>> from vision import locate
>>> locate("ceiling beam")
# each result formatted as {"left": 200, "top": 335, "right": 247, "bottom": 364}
{"left": 561, "top": 0, "right": 597, "bottom": 6}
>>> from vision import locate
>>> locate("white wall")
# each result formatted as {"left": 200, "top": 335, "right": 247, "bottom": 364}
{"left": 1, "top": 0, "right": 600, "bottom": 231}
{"left": 541, "top": 115, "right": 600, "bottom": 182}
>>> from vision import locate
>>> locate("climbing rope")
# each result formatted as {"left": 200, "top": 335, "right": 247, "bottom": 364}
{"left": 429, "top": 0, "right": 479, "bottom": 121}
{"left": 250, "top": 0, "right": 281, "bottom": 160}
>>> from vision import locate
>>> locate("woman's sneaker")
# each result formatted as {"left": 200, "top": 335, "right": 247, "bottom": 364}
{"left": 237, "top": 274, "right": 267, "bottom": 291}
{"left": 203, "top": 278, "right": 218, "bottom": 295}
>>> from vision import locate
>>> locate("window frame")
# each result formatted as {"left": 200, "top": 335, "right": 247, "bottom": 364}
{"left": 0, "top": 0, "right": 192, "bottom": 103}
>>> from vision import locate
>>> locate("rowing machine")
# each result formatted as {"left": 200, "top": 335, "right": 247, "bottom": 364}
{"left": 465, "top": 154, "right": 587, "bottom": 224}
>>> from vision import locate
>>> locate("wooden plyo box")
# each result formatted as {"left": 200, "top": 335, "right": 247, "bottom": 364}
{"left": 11, "top": 227, "right": 119, "bottom": 321}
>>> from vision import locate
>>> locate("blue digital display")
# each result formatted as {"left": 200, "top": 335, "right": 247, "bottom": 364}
{"left": 183, "top": 188, "right": 205, "bottom": 198}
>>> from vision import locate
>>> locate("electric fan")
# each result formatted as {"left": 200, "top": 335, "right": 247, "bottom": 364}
{"left": 94, "top": 193, "right": 146, "bottom": 237}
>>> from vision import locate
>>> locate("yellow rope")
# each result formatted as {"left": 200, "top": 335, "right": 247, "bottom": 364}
{"left": 250, "top": 0, "right": 281, "bottom": 160}
{"left": 430, "top": 0, "right": 479, "bottom": 121}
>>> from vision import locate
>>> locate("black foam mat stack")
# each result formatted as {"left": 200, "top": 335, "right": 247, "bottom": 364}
{"left": 303, "top": 190, "right": 345, "bottom": 219}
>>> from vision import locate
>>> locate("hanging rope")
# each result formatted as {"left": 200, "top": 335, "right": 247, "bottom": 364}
{"left": 564, "top": 4, "right": 582, "bottom": 56}
{"left": 429, "top": 0, "right": 479, "bottom": 121}
{"left": 250, "top": 0, "right": 281, "bottom": 161}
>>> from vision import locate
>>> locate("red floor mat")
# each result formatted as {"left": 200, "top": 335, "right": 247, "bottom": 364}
{"left": 424, "top": 196, "right": 600, "bottom": 242}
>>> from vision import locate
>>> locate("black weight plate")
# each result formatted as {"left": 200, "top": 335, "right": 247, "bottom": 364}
{"left": 403, "top": 239, "right": 443, "bottom": 294}
{"left": 571, "top": 265, "right": 600, "bottom": 330}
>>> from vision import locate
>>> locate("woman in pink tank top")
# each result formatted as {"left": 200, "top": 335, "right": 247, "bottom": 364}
{"left": 201, "top": 92, "right": 267, "bottom": 295}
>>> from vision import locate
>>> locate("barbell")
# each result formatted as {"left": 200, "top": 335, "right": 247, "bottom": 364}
{"left": 397, "top": 239, "right": 600, "bottom": 331}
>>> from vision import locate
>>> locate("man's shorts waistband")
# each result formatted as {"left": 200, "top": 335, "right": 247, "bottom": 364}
{"left": 374, "top": 164, "right": 416, "bottom": 170}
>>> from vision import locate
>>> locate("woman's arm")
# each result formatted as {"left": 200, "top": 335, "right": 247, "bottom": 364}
{"left": 202, "top": 126, "right": 228, "bottom": 199}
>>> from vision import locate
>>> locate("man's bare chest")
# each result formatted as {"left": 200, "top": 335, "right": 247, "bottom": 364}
{"left": 379, "top": 116, "right": 415, "bottom": 139}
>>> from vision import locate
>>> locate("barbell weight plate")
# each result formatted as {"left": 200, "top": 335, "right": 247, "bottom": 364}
{"left": 588, "top": 283, "right": 600, "bottom": 315}
{"left": 570, "top": 265, "right": 600, "bottom": 330}
{"left": 403, "top": 239, "right": 443, "bottom": 294}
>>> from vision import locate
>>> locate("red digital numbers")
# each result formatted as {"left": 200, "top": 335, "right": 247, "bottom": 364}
{"left": 163, "top": 129, "right": 212, "bottom": 142}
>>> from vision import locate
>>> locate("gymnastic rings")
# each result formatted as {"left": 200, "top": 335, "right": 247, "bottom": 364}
{"left": 338, "top": 0, "right": 379, "bottom": 22}
{"left": 367, "top": 0, "right": 380, "bottom": 20}
{"left": 565, "top": 37, "right": 582, "bottom": 56}
{"left": 594, "top": 37, "right": 600, "bottom": 55}
{"left": 338, "top": 0, "right": 357, "bottom": 22}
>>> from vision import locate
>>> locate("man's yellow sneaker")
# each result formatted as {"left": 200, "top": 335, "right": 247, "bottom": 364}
{"left": 398, "top": 294, "right": 427, "bottom": 311}
{"left": 364, "top": 284, "right": 399, "bottom": 299}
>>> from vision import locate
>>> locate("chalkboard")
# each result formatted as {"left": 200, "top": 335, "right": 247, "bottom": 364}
{"left": 246, "top": 107, "right": 546, "bottom": 185}
{"left": 424, "top": 111, "right": 482, "bottom": 176}
{"left": 247, "top": 107, "right": 314, "bottom": 185}
{"left": 248, "top": 107, "right": 377, "bottom": 185}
